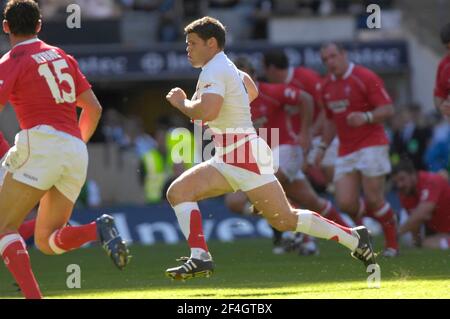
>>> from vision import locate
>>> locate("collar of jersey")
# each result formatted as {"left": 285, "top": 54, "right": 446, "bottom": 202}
{"left": 202, "top": 51, "right": 226, "bottom": 70}
{"left": 285, "top": 67, "right": 294, "bottom": 83}
{"left": 331, "top": 62, "right": 355, "bottom": 81}
{"left": 13, "top": 37, "right": 41, "bottom": 49}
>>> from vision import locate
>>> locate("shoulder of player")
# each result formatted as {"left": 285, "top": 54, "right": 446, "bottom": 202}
{"left": 0, "top": 50, "right": 12, "bottom": 64}
{"left": 351, "top": 64, "right": 380, "bottom": 81}
{"left": 294, "top": 66, "right": 321, "bottom": 79}
{"left": 416, "top": 172, "right": 443, "bottom": 194}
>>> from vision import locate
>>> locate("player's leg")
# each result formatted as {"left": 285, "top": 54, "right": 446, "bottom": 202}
{"left": 165, "top": 161, "right": 234, "bottom": 279}
{"left": 0, "top": 173, "right": 45, "bottom": 299}
{"left": 359, "top": 145, "right": 399, "bottom": 256}
{"left": 34, "top": 187, "right": 93, "bottom": 254}
{"left": 244, "top": 179, "right": 376, "bottom": 266}
{"left": 0, "top": 165, "right": 36, "bottom": 241}
{"left": 284, "top": 178, "right": 350, "bottom": 227}
{"left": 224, "top": 191, "right": 286, "bottom": 254}
{"left": 422, "top": 234, "right": 450, "bottom": 250}
{"left": 362, "top": 175, "right": 399, "bottom": 255}
{"left": 334, "top": 171, "right": 362, "bottom": 218}
{"left": 34, "top": 187, "right": 130, "bottom": 270}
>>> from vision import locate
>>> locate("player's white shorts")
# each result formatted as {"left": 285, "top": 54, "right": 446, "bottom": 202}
{"left": 207, "top": 134, "right": 277, "bottom": 192}
{"left": 307, "top": 137, "right": 339, "bottom": 168}
{"left": 2, "top": 125, "right": 88, "bottom": 203}
{"left": 0, "top": 154, "right": 6, "bottom": 186}
{"left": 334, "top": 145, "right": 391, "bottom": 182}
{"left": 272, "top": 144, "right": 305, "bottom": 181}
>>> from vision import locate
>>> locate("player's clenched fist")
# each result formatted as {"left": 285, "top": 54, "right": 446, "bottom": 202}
{"left": 166, "top": 87, "right": 187, "bottom": 109}
{"left": 346, "top": 112, "right": 367, "bottom": 127}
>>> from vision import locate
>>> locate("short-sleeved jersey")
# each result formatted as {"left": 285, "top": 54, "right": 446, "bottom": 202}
{"left": 0, "top": 132, "right": 10, "bottom": 158}
{"left": 399, "top": 171, "right": 450, "bottom": 233}
{"left": 0, "top": 38, "right": 92, "bottom": 139}
{"left": 321, "top": 63, "right": 391, "bottom": 156}
{"left": 194, "top": 52, "right": 254, "bottom": 134}
{"left": 434, "top": 54, "right": 450, "bottom": 99}
{"left": 250, "top": 82, "right": 301, "bottom": 147}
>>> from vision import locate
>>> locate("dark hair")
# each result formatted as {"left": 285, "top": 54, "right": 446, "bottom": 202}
{"left": 392, "top": 158, "right": 416, "bottom": 176}
{"left": 234, "top": 56, "right": 255, "bottom": 77}
{"left": 184, "top": 16, "right": 226, "bottom": 49}
{"left": 320, "top": 42, "right": 346, "bottom": 53}
{"left": 440, "top": 22, "right": 450, "bottom": 45}
{"left": 263, "top": 50, "right": 288, "bottom": 69}
{"left": 3, "top": 0, "right": 41, "bottom": 36}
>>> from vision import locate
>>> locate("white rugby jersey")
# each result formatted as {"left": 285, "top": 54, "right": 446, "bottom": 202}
{"left": 194, "top": 51, "right": 255, "bottom": 134}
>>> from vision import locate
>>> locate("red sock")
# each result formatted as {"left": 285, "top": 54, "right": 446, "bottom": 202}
{"left": 49, "top": 222, "right": 97, "bottom": 254}
{"left": 0, "top": 233, "right": 42, "bottom": 299}
{"left": 367, "top": 203, "right": 398, "bottom": 250}
{"left": 18, "top": 219, "right": 36, "bottom": 241}
{"left": 320, "top": 201, "right": 351, "bottom": 228}
{"left": 187, "top": 210, "right": 209, "bottom": 251}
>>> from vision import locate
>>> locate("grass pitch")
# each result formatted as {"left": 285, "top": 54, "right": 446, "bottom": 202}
{"left": 0, "top": 238, "right": 449, "bottom": 299}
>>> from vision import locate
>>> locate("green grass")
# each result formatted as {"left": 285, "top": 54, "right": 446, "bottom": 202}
{"left": 0, "top": 238, "right": 449, "bottom": 299}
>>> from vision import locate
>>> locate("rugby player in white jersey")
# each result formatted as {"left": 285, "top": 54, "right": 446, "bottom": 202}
{"left": 164, "top": 16, "right": 377, "bottom": 280}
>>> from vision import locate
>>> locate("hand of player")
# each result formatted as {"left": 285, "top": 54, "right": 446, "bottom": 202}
{"left": 439, "top": 99, "right": 450, "bottom": 117}
{"left": 166, "top": 87, "right": 187, "bottom": 109}
{"left": 346, "top": 112, "right": 367, "bottom": 127}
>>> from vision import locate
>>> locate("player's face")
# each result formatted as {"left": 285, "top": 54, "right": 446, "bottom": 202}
{"left": 186, "top": 33, "right": 209, "bottom": 68}
{"left": 264, "top": 65, "right": 284, "bottom": 83}
{"left": 321, "top": 45, "right": 347, "bottom": 76}
{"left": 393, "top": 171, "right": 416, "bottom": 195}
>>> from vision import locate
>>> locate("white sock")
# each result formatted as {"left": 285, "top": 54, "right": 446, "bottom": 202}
{"left": 173, "top": 202, "right": 209, "bottom": 260}
{"left": 295, "top": 209, "right": 358, "bottom": 251}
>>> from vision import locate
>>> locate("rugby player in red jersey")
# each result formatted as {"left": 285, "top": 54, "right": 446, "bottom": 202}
{"left": 392, "top": 159, "right": 450, "bottom": 250}
{"left": 317, "top": 42, "right": 399, "bottom": 257}
{"left": 0, "top": 1, "right": 130, "bottom": 299}
{"left": 434, "top": 22, "right": 450, "bottom": 117}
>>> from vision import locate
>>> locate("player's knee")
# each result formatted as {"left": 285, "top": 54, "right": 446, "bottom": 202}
{"left": 35, "top": 236, "right": 57, "bottom": 255}
{"left": 166, "top": 181, "right": 193, "bottom": 206}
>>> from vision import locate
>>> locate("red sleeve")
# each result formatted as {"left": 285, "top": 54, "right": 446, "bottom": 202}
{"left": 66, "top": 54, "right": 91, "bottom": 97}
{"left": 363, "top": 69, "right": 392, "bottom": 107}
{"left": 434, "top": 61, "right": 450, "bottom": 99}
{"left": 278, "top": 84, "right": 301, "bottom": 106}
{"left": 0, "top": 58, "right": 19, "bottom": 105}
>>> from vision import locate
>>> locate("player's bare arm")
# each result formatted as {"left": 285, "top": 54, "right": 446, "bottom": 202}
{"left": 346, "top": 104, "right": 394, "bottom": 127}
{"left": 314, "top": 116, "right": 336, "bottom": 164}
{"left": 166, "top": 88, "right": 223, "bottom": 121}
{"left": 298, "top": 91, "right": 314, "bottom": 150}
{"left": 77, "top": 89, "right": 103, "bottom": 143}
{"left": 241, "top": 71, "right": 259, "bottom": 103}
{"left": 398, "top": 202, "right": 435, "bottom": 236}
